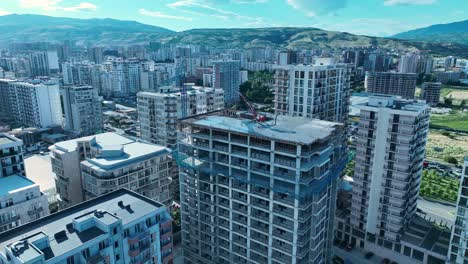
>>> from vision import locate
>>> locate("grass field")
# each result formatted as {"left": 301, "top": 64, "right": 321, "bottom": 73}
{"left": 426, "top": 131, "right": 468, "bottom": 165}
{"left": 430, "top": 111, "right": 468, "bottom": 132}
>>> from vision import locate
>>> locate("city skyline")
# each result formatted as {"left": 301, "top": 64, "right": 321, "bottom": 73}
{"left": 0, "top": 0, "right": 467, "bottom": 36}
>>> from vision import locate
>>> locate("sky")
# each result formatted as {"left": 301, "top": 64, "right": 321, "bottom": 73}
{"left": 0, "top": 0, "right": 467, "bottom": 36}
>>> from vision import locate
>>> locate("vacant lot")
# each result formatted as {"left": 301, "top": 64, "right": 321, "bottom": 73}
{"left": 426, "top": 131, "right": 468, "bottom": 165}
{"left": 440, "top": 86, "right": 468, "bottom": 106}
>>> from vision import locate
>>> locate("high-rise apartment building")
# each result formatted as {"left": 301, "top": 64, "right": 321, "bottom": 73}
{"left": 365, "top": 72, "right": 417, "bottom": 99}
{"left": 138, "top": 86, "right": 224, "bottom": 149}
{"left": 0, "top": 189, "right": 173, "bottom": 264}
{"left": 420, "top": 82, "right": 442, "bottom": 106}
{"left": 212, "top": 60, "right": 240, "bottom": 105}
{"left": 274, "top": 62, "right": 352, "bottom": 123}
{"left": 176, "top": 111, "right": 347, "bottom": 264}
{"left": 448, "top": 157, "right": 468, "bottom": 263}
{"left": 50, "top": 133, "right": 172, "bottom": 208}
{"left": 6, "top": 80, "right": 63, "bottom": 128}
{"left": 60, "top": 86, "right": 103, "bottom": 136}
{"left": 349, "top": 95, "right": 429, "bottom": 255}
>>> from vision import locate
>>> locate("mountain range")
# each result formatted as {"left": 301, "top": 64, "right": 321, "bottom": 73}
{"left": 393, "top": 19, "right": 468, "bottom": 45}
{"left": 0, "top": 14, "right": 467, "bottom": 57}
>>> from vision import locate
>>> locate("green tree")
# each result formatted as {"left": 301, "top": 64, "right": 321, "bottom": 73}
{"left": 444, "top": 156, "right": 458, "bottom": 165}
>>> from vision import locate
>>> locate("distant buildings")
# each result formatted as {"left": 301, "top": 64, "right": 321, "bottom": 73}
{"left": 137, "top": 86, "right": 224, "bottom": 149}
{"left": 213, "top": 60, "right": 241, "bottom": 104}
{"left": 273, "top": 62, "right": 352, "bottom": 123}
{"left": 0, "top": 189, "right": 173, "bottom": 264}
{"left": 448, "top": 157, "right": 468, "bottom": 263}
{"left": 177, "top": 111, "right": 347, "bottom": 264}
{"left": 60, "top": 86, "right": 103, "bottom": 136}
{"left": 435, "top": 70, "right": 462, "bottom": 84}
{"left": 365, "top": 72, "right": 417, "bottom": 99}
{"left": 420, "top": 82, "right": 442, "bottom": 106}
{"left": 399, "top": 53, "right": 420, "bottom": 74}
{"left": 49, "top": 133, "right": 172, "bottom": 208}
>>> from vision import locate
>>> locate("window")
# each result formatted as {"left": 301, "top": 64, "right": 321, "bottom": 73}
{"left": 113, "top": 227, "right": 118, "bottom": 235}
{"left": 116, "top": 254, "right": 120, "bottom": 261}
{"left": 114, "top": 241, "right": 119, "bottom": 248}
{"left": 99, "top": 240, "right": 107, "bottom": 250}
{"left": 66, "top": 256, "right": 75, "bottom": 264}
{"left": 123, "top": 229, "right": 129, "bottom": 238}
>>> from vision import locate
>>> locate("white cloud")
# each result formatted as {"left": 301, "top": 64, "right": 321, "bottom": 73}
{"left": 63, "top": 2, "right": 97, "bottom": 12}
{"left": 384, "top": 0, "right": 436, "bottom": 6}
{"left": 139, "top": 8, "right": 192, "bottom": 21}
{"left": 0, "top": 9, "right": 11, "bottom": 16}
{"left": 168, "top": 0, "right": 265, "bottom": 22}
{"left": 287, "top": 0, "right": 347, "bottom": 16}
{"left": 18, "top": 0, "right": 97, "bottom": 12}
{"left": 233, "top": 0, "right": 268, "bottom": 3}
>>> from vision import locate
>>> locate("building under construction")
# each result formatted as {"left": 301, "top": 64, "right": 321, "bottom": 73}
{"left": 175, "top": 110, "right": 348, "bottom": 264}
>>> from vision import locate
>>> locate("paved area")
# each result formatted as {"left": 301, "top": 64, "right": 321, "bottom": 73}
{"left": 333, "top": 246, "right": 384, "bottom": 264}
{"left": 417, "top": 198, "right": 456, "bottom": 227}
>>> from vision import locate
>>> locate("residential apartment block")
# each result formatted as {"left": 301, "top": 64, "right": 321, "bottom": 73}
{"left": 0, "top": 189, "right": 173, "bottom": 264}
{"left": 345, "top": 96, "right": 444, "bottom": 263}
{"left": 0, "top": 79, "right": 63, "bottom": 128}
{"left": 420, "top": 82, "right": 442, "bottom": 106}
{"left": 176, "top": 110, "right": 347, "bottom": 264}
{"left": 365, "top": 72, "right": 417, "bottom": 99}
{"left": 448, "top": 158, "right": 468, "bottom": 263}
{"left": 0, "top": 175, "right": 49, "bottom": 233}
{"left": 0, "top": 133, "right": 49, "bottom": 233}
{"left": 138, "top": 86, "right": 224, "bottom": 149}
{"left": 274, "top": 62, "right": 352, "bottom": 123}
{"left": 50, "top": 133, "right": 172, "bottom": 208}
{"left": 0, "top": 133, "right": 24, "bottom": 177}
{"left": 60, "top": 85, "right": 103, "bottom": 136}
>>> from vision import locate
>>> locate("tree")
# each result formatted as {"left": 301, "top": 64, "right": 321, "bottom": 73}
{"left": 444, "top": 156, "right": 458, "bottom": 165}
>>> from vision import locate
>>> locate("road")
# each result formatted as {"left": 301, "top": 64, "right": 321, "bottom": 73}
{"left": 333, "top": 246, "right": 384, "bottom": 264}
{"left": 417, "top": 198, "right": 456, "bottom": 227}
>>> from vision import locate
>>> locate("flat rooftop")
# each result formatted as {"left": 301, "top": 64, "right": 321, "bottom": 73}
{"left": 53, "top": 132, "right": 133, "bottom": 153}
{"left": 0, "top": 175, "right": 36, "bottom": 197}
{"left": 83, "top": 141, "right": 170, "bottom": 170}
{"left": 0, "top": 133, "right": 22, "bottom": 146}
{"left": 0, "top": 189, "right": 166, "bottom": 261}
{"left": 180, "top": 111, "right": 341, "bottom": 145}
{"left": 24, "top": 154, "right": 55, "bottom": 193}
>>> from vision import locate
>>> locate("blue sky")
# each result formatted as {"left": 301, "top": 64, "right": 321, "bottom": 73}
{"left": 0, "top": 0, "right": 466, "bottom": 36}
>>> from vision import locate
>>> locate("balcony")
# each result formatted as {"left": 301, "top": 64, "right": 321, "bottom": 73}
{"left": 27, "top": 207, "right": 43, "bottom": 216}
{"left": 128, "top": 248, "right": 140, "bottom": 258}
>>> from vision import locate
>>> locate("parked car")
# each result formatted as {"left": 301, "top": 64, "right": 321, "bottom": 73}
{"left": 364, "top": 252, "right": 374, "bottom": 259}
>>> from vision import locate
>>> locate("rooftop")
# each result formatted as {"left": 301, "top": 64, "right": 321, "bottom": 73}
{"left": 52, "top": 132, "right": 133, "bottom": 153}
{"left": 357, "top": 95, "right": 429, "bottom": 113}
{"left": 83, "top": 141, "right": 170, "bottom": 170}
{"left": 0, "top": 175, "right": 36, "bottom": 197}
{"left": 24, "top": 154, "right": 55, "bottom": 193}
{"left": 0, "top": 189, "right": 167, "bottom": 261}
{"left": 180, "top": 111, "right": 341, "bottom": 145}
{"left": 0, "top": 133, "right": 22, "bottom": 146}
